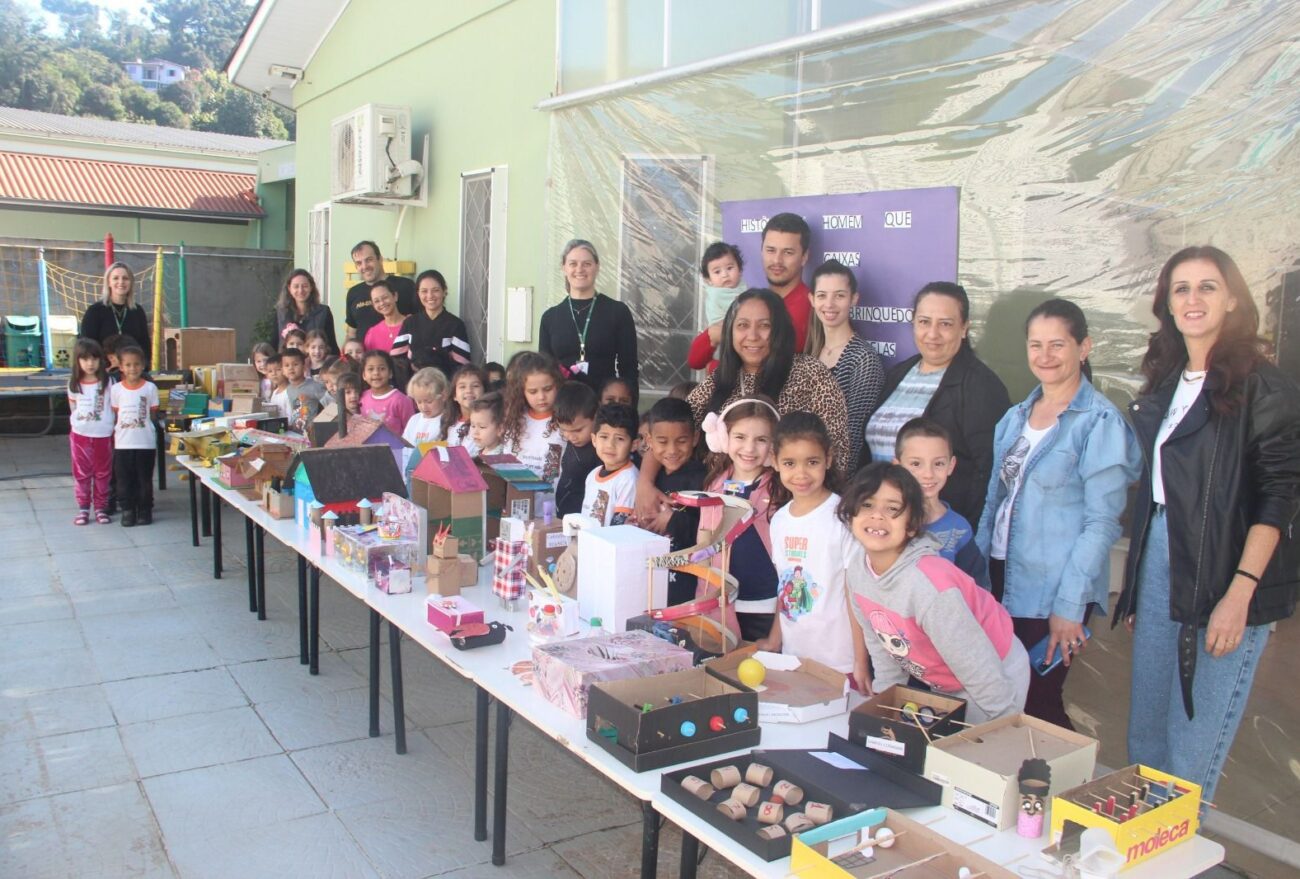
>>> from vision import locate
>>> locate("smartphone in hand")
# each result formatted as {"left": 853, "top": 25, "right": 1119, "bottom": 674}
{"left": 1028, "top": 627, "right": 1091, "bottom": 676}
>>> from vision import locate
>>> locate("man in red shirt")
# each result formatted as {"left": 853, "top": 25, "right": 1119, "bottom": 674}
{"left": 688, "top": 212, "right": 812, "bottom": 371}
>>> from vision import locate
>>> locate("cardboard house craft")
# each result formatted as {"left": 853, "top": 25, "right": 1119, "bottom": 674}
{"left": 236, "top": 442, "right": 296, "bottom": 492}
{"left": 310, "top": 403, "right": 341, "bottom": 447}
{"left": 291, "top": 445, "right": 408, "bottom": 528}
{"left": 410, "top": 445, "right": 488, "bottom": 560}
{"left": 477, "top": 453, "right": 554, "bottom": 542}
{"left": 324, "top": 413, "right": 411, "bottom": 473}
{"left": 216, "top": 449, "right": 255, "bottom": 490}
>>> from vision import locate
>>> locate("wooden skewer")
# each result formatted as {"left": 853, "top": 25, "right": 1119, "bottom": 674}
{"left": 861, "top": 851, "right": 945, "bottom": 879}
{"left": 835, "top": 830, "right": 909, "bottom": 857}
{"left": 1027, "top": 729, "right": 1037, "bottom": 759}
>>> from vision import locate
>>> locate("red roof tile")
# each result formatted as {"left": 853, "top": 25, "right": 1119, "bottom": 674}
{"left": 0, "top": 150, "right": 264, "bottom": 219}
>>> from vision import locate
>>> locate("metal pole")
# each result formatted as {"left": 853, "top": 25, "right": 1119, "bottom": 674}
{"left": 151, "top": 247, "right": 165, "bottom": 370}
{"left": 105, "top": 233, "right": 114, "bottom": 267}
{"left": 178, "top": 241, "right": 189, "bottom": 328}
{"left": 36, "top": 247, "right": 54, "bottom": 371}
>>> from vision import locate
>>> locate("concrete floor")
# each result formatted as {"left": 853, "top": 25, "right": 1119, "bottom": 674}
{"left": 0, "top": 434, "right": 1294, "bottom": 878}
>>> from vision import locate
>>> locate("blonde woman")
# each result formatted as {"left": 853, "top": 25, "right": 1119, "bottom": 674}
{"left": 81, "top": 262, "right": 151, "bottom": 369}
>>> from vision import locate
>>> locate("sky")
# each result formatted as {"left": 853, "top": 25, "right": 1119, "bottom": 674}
{"left": 18, "top": 0, "right": 149, "bottom": 33}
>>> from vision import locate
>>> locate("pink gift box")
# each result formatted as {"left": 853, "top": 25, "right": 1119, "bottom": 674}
{"left": 426, "top": 594, "right": 484, "bottom": 633}
{"left": 532, "top": 630, "right": 693, "bottom": 718}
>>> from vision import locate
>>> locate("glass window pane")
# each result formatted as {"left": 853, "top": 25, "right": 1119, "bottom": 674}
{"left": 560, "top": 0, "right": 665, "bottom": 93}
{"left": 819, "top": 0, "right": 934, "bottom": 29}
{"left": 667, "top": 0, "right": 807, "bottom": 68}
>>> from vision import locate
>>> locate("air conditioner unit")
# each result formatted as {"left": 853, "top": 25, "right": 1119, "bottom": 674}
{"left": 330, "top": 104, "right": 416, "bottom": 202}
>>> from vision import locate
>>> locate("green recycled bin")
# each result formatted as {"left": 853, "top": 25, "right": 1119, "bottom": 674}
{"left": 3, "top": 315, "right": 41, "bottom": 368}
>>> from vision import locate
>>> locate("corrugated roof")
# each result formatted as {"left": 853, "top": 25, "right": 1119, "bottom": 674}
{"left": 0, "top": 107, "right": 289, "bottom": 157}
{"left": 0, "top": 150, "right": 265, "bottom": 219}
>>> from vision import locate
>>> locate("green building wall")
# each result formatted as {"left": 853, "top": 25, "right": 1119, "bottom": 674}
{"left": 292, "top": 0, "right": 554, "bottom": 356}
{"left": 0, "top": 207, "right": 260, "bottom": 249}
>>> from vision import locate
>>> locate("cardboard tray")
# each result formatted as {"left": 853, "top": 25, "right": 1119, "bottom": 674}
{"left": 791, "top": 807, "right": 1017, "bottom": 878}
{"left": 586, "top": 666, "right": 760, "bottom": 772}
{"left": 659, "top": 734, "right": 942, "bottom": 862}
{"left": 706, "top": 647, "right": 849, "bottom": 723}
{"left": 846, "top": 685, "right": 966, "bottom": 775}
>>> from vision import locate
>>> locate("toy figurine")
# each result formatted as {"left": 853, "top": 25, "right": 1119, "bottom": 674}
{"left": 1017, "top": 757, "right": 1051, "bottom": 838}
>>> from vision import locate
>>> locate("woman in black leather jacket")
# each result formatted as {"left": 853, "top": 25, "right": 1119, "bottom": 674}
{"left": 1114, "top": 246, "right": 1300, "bottom": 803}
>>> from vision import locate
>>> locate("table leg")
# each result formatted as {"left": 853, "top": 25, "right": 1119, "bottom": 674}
{"left": 474, "top": 687, "right": 489, "bottom": 842}
{"left": 200, "top": 483, "right": 211, "bottom": 536}
{"left": 678, "top": 830, "right": 700, "bottom": 879}
{"left": 309, "top": 567, "right": 320, "bottom": 675}
{"left": 210, "top": 489, "right": 222, "bottom": 580}
{"left": 245, "top": 518, "right": 256, "bottom": 613}
{"left": 369, "top": 609, "right": 381, "bottom": 737}
{"left": 492, "top": 700, "right": 511, "bottom": 866}
{"left": 254, "top": 525, "right": 266, "bottom": 621}
{"left": 297, "top": 556, "right": 308, "bottom": 665}
{"left": 155, "top": 423, "right": 166, "bottom": 491}
{"left": 188, "top": 471, "right": 199, "bottom": 547}
{"left": 388, "top": 621, "right": 406, "bottom": 756}
{"left": 640, "top": 800, "right": 661, "bottom": 879}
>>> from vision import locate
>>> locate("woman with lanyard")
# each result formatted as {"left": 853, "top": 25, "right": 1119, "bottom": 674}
{"left": 538, "top": 239, "right": 639, "bottom": 404}
{"left": 81, "top": 261, "right": 151, "bottom": 369}
{"left": 1114, "top": 246, "right": 1300, "bottom": 804}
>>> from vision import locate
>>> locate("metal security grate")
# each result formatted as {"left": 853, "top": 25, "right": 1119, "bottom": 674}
{"left": 460, "top": 172, "right": 492, "bottom": 365}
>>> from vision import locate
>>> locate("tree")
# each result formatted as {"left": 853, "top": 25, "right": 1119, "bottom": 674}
{"left": 149, "top": 0, "right": 252, "bottom": 69}
{"left": 41, "top": 0, "right": 100, "bottom": 47}
{"left": 80, "top": 82, "right": 125, "bottom": 119}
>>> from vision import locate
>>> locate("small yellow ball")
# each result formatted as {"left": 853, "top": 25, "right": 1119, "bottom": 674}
{"left": 737, "top": 658, "right": 766, "bottom": 688}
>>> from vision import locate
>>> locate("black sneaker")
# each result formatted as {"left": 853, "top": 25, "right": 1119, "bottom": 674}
{"left": 137, "top": 510, "right": 153, "bottom": 526}
{"left": 121, "top": 510, "right": 137, "bottom": 528}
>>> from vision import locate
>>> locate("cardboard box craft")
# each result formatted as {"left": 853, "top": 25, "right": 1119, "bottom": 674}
{"left": 706, "top": 648, "right": 850, "bottom": 724}
{"left": 500, "top": 516, "right": 569, "bottom": 581}
{"left": 790, "top": 807, "right": 1018, "bottom": 879}
{"left": 575, "top": 524, "right": 669, "bottom": 633}
{"left": 215, "top": 363, "right": 258, "bottom": 397}
{"left": 847, "top": 685, "right": 967, "bottom": 774}
{"left": 426, "top": 594, "right": 484, "bottom": 633}
{"left": 477, "top": 454, "right": 553, "bottom": 542}
{"left": 163, "top": 327, "right": 236, "bottom": 370}
{"left": 532, "top": 630, "right": 694, "bottom": 718}
{"left": 1050, "top": 765, "right": 1200, "bottom": 870}
{"left": 586, "top": 666, "right": 760, "bottom": 772}
{"left": 923, "top": 713, "right": 1099, "bottom": 831}
{"left": 426, "top": 553, "right": 477, "bottom": 595}
{"left": 659, "top": 734, "right": 942, "bottom": 862}
{"left": 263, "top": 486, "right": 294, "bottom": 519}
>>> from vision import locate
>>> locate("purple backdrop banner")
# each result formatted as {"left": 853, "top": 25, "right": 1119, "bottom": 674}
{"left": 720, "top": 187, "right": 959, "bottom": 367}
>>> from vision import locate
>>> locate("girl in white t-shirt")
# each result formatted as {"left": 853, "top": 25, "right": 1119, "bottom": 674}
{"left": 68, "top": 339, "right": 115, "bottom": 525}
{"left": 502, "top": 352, "right": 566, "bottom": 483}
{"left": 757, "top": 411, "right": 868, "bottom": 690}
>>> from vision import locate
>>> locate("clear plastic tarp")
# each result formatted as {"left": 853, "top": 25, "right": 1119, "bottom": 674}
{"left": 543, "top": 0, "right": 1300, "bottom": 401}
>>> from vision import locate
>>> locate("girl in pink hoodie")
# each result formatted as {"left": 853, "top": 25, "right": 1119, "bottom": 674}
{"left": 840, "top": 462, "right": 1029, "bottom": 723}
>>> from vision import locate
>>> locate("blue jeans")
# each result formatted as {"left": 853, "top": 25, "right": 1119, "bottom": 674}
{"left": 1128, "top": 508, "right": 1269, "bottom": 803}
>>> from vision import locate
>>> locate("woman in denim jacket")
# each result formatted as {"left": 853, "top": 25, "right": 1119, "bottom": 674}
{"left": 976, "top": 299, "right": 1140, "bottom": 729}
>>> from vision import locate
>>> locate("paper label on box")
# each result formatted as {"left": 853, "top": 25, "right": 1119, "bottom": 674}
{"left": 930, "top": 771, "right": 950, "bottom": 786}
{"left": 545, "top": 532, "right": 569, "bottom": 549}
{"left": 866, "top": 735, "right": 907, "bottom": 757}
{"left": 810, "top": 750, "right": 869, "bottom": 771}
{"left": 509, "top": 498, "right": 532, "bottom": 520}
{"left": 951, "top": 787, "right": 1000, "bottom": 827}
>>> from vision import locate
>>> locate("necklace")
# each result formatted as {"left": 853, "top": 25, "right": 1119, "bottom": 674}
{"left": 110, "top": 302, "right": 128, "bottom": 334}
{"left": 1182, "top": 368, "right": 1207, "bottom": 384}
